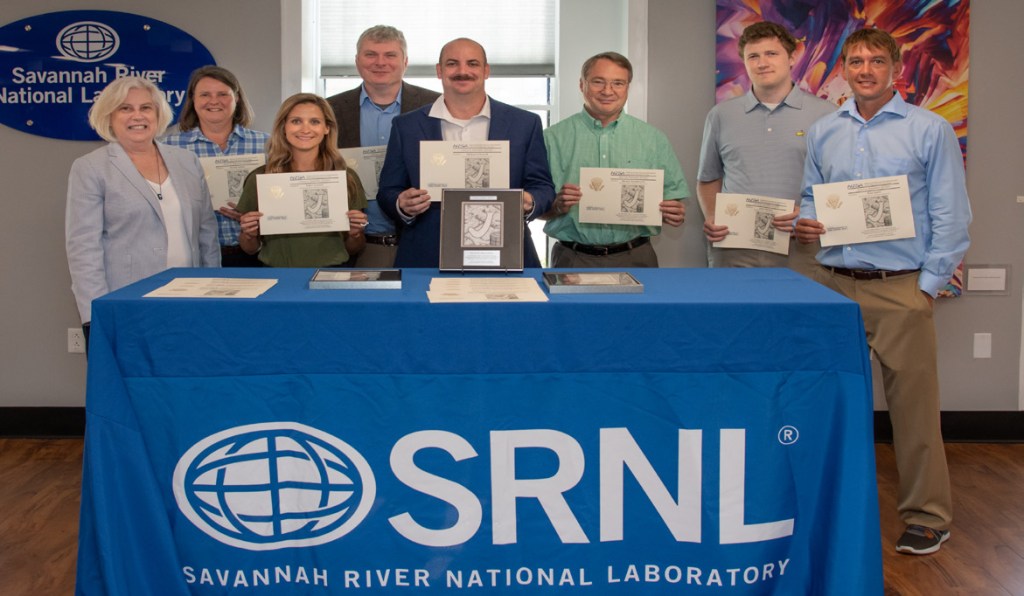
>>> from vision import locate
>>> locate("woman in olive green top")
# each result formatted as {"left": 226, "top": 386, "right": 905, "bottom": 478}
{"left": 237, "top": 93, "right": 368, "bottom": 267}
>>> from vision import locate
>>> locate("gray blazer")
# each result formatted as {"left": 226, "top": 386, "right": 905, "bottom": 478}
{"left": 329, "top": 82, "right": 441, "bottom": 149}
{"left": 65, "top": 142, "right": 220, "bottom": 323}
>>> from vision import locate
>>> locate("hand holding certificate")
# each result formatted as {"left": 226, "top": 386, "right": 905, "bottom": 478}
{"left": 199, "top": 154, "right": 266, "bottom": 210}
{"left": 339, "top": 146, "right": 386, "bottom": 201}
{"left": 713, "top": 193, "right": 795, "bottom": 255}
{"left": 578, "top": 167, "right": 664, "bottom": 226}
{"left": 256, "top": 171, "right": 349, "bottom": 235}
{"left": 419, "top": 141, "right": 510, "bottom": 200}
{"left": 811, "top": 175, "right": 915, "bottom": 247}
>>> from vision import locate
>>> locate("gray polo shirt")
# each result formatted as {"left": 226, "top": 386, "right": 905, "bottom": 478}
{"left": 697, "top": 85, "right": 835, "bottom": 200}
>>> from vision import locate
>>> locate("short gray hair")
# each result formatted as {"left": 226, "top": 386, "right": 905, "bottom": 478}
{"left": 357, "top": 25, "right": 408, "bottom": 58}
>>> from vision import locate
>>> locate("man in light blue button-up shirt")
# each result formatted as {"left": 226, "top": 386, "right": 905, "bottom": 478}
{"left": 794, "top": 28, "right": 971, "bottom": 557}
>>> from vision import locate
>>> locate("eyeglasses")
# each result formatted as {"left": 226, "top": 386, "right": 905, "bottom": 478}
{"left": 586, "top": 78, "right": 628, "bottom": 91}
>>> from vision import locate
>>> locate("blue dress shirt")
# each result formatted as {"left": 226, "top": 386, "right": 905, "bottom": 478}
{"left": 800, "top": 93, "right": 971, "bottom": 296}
{"left": 359, "top": 86, "right": 403, "bottom": 236}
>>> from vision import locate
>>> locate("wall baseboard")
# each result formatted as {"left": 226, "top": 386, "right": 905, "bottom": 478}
{"left": 0, "top": 407, "right": 86, "bottom": 437}
{"left": 2, "top": 408, "right": 1022, "bottom": 442}
{"left": 874, "top": 411, "right": 1024, "bottom": 443}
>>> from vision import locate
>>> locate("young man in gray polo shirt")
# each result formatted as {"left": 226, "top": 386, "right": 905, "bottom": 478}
{"left": 697, "top": 21, "right": 834, "bottom": 275}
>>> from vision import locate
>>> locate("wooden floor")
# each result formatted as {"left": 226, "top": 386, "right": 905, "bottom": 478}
{"left": 0, "top": 440, "right": 1022, "bottom": 595}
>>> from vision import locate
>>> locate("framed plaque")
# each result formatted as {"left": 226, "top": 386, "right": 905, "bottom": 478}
{"left": 542, "top": 271, "right": 643, "bottom": 294}
{"left": 439, "top": 189, "right": 524, "bottom": 272}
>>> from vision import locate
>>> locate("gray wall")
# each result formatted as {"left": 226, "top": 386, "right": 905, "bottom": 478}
{"left": 0, "top": 0, "right": 281, "bottom": 407}
{"left": 2, "top": 0, "right": 1021, "bottom": 413}
{"left": 646, "top": 0, "right": 1024, "bottom": 411}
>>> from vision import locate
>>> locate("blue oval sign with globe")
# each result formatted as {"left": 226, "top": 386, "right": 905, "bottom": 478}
{"left": 173, "top": 422, "right": 377, "bottom": 551}
{"left": 0, "top": 11, "right": 215, "bottom": 140}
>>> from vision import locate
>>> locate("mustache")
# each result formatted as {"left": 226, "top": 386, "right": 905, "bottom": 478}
{"left": 451, "top": 74, "right": 477, "bottom": 81}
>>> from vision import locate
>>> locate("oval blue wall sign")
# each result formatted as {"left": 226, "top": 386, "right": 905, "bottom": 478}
{"left": 0, "top": 11, "right": 215, "bottom": 140}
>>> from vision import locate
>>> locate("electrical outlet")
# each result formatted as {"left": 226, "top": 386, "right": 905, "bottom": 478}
{"left": 68, "top": 328, "right": 85, "bottom": 353}
{"left": 973, "top": 333, "right": 992, "bottom": 359}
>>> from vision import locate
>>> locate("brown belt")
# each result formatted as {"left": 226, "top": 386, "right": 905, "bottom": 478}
{"left": 828, "top": 267, "right": 918, "bottom": 280}
{"left": 560, "top": 236, "right": 649, "bottom": 256}
{"left": 366, "top": 234, "right": 399, "bottom": 246}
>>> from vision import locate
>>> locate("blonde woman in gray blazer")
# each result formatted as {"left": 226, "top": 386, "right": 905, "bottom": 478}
{"left": 66, "top": 76, "right": 220, "bottom": 330}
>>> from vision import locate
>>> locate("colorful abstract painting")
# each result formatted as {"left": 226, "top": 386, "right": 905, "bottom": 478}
{"left": 715, "top": 0, "right": 970, "bottom": 296}
{"left": 715, "top": 0, "right": 969, "bottom": 156}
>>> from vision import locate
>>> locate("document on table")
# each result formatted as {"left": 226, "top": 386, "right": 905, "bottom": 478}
{"left": 339, "top": 145, "right": 386, "bottom": 201}
{"left": 198, "top": 154, "right": 266, "bottom": 210}
{"left": 427, "top": 277, "right": 548, "bottom": 303}
{"left": 713, "top": 193, "right": 795, "bottom": 255}
{"left": 144, "top": 278, "right": 278, "bottom": 298}
{"left": 256, "top": 171, "right": 349, "bottom": 235}
{"left": 578, "top": 167, "right": 664, "bottom": 226}
{"left": 812, "top": 175, "right": 915, "bottom": 247}
{"left": 419, "top": 140, "right": 510, "bottom": 200}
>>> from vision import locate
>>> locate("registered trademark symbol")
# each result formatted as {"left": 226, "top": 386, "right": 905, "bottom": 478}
{"left": 778, "top": 426, "right": 799, "bottom": 445}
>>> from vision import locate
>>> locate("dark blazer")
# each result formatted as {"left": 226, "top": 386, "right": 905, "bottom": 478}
{"left": 328, "top": 82, "right": 441, "bottom": 149}
{"left": 377, "top": 97, "right": 555, "bottom": 268}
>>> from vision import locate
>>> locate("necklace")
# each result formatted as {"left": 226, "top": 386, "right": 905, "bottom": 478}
{"left": 154, "top": 152, "right": 165, "bottom": 201}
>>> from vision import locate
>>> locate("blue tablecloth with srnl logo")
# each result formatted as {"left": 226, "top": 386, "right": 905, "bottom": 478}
{"left": 76, "top": 267, "right": 881, "bottom": 595}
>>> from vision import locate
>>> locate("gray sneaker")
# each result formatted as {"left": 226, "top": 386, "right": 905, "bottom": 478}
{"left": 895, "top": 524, "right": 950, "bottom": 555}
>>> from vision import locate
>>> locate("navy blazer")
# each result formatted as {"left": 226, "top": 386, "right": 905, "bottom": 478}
{"left": 377, "top": 97, "right": 555, "bottom": 268}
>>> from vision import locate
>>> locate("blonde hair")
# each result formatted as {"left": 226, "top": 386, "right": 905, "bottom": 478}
{"left": 87, "top": 76, "right": 173, "bottom": 142}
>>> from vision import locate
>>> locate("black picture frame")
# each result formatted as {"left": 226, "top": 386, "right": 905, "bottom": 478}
{"left": 439, "top": 189, "right": 524, "bottom": 272}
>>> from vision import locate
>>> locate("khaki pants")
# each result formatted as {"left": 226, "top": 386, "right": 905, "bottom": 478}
{"left": 350, "top": 242, "right": 398, "bottom": 269}
{"left": 708, "top": 238, "right": 820, "bottom": 278}
{"left": 812, "top": 266, "right": 952, "bottom": 530}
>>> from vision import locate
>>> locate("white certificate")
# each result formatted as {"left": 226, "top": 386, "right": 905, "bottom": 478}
{"left": 144, "top": 278, "right": 278, "bottom": 299}
{"left": 256, "top": 171, "right": 349, "bottom": 235}
{"left": 578, "top": 167, "right": 664, "bottom": 226}
{"left": 198, "top": 154, "right": 266, "bottom": 210}
{"left": 812, "top": 175, "right": 915, "bottom": 247}
{"left": 426, "top": 276, "right": 548, "bottom": 303}
{"left": 419, "top": 140, "right": 510, "bottom": 200}
{"left": 713, "top": 193, "right": 795, "bottom": 255}
{"left": 340, "top": 145, "right": 386, "bottom": 200}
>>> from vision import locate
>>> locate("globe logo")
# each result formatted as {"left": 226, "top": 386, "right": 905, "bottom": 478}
{"left": 56, "top": 21, "right": 120, "bottom": 63}
{"left": 173, "top": 422, "right": 376, "bottom": 551}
